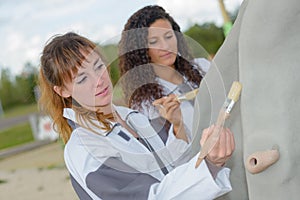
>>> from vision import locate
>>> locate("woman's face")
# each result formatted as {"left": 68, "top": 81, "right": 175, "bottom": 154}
{"left": 147, "top": 19, "right": 178, "bottom": 68}
{"left": 60, "top": 50, "right": 113, "bottom": 111}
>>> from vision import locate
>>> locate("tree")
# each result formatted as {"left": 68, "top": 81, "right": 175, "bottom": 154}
{"left": 0, "top": 68, "right": 16, "bottom": 109}
{"left": 184, "top": 23, "right": 224, "bottom": 56}
{"left": 0, "top": 62, "right": 38, "bottom": 110}
{"left": 14, "top": 62, "right": 38, "bottom": 104}
{"left": 101, "top": 44, "right": 120, "bottom": 85}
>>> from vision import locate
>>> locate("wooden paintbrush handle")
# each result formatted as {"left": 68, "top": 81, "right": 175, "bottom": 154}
{"left": 195, "top": 109, "right": 229, "bottom": 168}
{"left": 195, "top": 81, "right": 242, "bottom": 168}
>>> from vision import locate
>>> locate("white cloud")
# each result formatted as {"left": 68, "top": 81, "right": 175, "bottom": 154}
{"left": 0, "top": 0, "right": 243, "bottom": 75}
{"left": 24, "top": 35, "right": 42, "bottom": 64}
{"left": 6, "top": 32, "right": 24, "bottom": 52}
{"left": 157, "top": 0, "right": 243, "bottom": 29}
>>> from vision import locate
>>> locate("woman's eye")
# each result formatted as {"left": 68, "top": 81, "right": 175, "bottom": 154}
{"left": 95, "top": 64, "right": 106, "bottom": 76}
{"left": 76, "top": 77, "right": 87, "bottom": 84}
{"left": 148, "top": 40, "right": 157, "bottom": 45}
{"left": 95, "top": 64, "right": 103, "bottom": 71}
{"left": 166, "top": 34, "right": 173, "bottom": 39}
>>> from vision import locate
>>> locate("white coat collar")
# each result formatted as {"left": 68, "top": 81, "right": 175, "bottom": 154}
{"left": 63, "top": 106, "right": 137, "bottom": 136}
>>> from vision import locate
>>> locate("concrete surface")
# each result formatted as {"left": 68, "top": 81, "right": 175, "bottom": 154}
{"left": 0, "top": 141, "right": 78, "bottom": 200}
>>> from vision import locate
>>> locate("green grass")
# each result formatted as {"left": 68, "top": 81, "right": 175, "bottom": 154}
{"left": 0, "top": 104, "right": 37, "bottom": 150}
{"left": 0, "top": 122, "right": 34, "bottom": 150}
{"left": 1, "top": 103, "right": 38, "bottom": 119}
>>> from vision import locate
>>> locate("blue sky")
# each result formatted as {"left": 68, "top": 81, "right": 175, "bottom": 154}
{"left": 0, "top": 0, "right": 243, "bottom": 75}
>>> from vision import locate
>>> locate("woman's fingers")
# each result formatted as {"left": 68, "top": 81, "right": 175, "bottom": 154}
{"left": 153, "top": 94, "right": 181, "bottom": 121}
{"left": 164, "top": 101, "right": 180, "bottom": 113}
{"left": 203, "top": 126, "right": 235, "bottom": 167}
{"left": 153, "top": 94, "right": 177, "bottom": 106}
{"left": 200, "top": 126, "right": 213, "bottom": 146}
{"left": 152, "top": 96, "right": 166, "bottom": 106}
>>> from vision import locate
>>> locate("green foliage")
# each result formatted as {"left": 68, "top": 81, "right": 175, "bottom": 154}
{"left": 101, "top": 44, "right": 120, "bottom": 85}
{"left": 184, "top": 23, "right": 225, "bottom": 55}
{"left": 0, "top": 69, "right": 15, "bottom": 108}
{"left": 110, "top": 59, "right": 120, "bottom": 86}
{"left": 0, "top": 62, "right": 38, "bottom": 110}
{"left": 0, "top": 122, "right": 34, "bottom": 150}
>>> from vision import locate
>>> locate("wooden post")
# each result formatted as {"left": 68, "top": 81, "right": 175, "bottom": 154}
{"left": 218, "top": 0, "right": 233, "bottom": 36}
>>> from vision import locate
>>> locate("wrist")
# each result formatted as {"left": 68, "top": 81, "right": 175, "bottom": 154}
{"left": 172, "top": 123, "right": 188, "bottom": 142}
{"left": 206, "top": 157, "right": 225, "bottom": 167}
{"left": 205, "top": 158, "right": 223, "bottom": 179}
{"left": 173, "top": 123, "right": 181, "bottom": 135}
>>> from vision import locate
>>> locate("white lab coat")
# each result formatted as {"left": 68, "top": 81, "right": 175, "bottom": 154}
{"left": 63, "top": 106, "right": 231, "bottom": 199}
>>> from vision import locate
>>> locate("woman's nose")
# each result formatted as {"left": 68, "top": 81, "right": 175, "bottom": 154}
{"left": 158, "top": 39, "right": 169, "bottom": 50}
{"left": 92, "top": 73, "right": 103, "bottom": 88}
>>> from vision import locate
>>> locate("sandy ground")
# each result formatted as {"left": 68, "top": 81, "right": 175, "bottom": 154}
{"left": 0, "top": 142, "right": 78, "bottom": 200}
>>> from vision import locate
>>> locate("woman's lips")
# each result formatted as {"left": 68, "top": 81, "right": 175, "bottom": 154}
{"left": 160, "top": 52, "right": 172, "bottom": 58}
{"left": 95, "top": 86, "right": 109, "bottom": 96}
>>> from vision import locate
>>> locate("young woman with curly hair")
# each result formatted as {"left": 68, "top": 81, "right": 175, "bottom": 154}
{"left": 118, "top": 5, "right": 210, "bottom": 139}
{"left": 38, "top": 32, "right": 234, "bottom": 200}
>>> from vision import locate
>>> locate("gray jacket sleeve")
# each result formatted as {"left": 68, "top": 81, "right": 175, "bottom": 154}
{"left": 83, "top": 157, "right": 159, "bottom": 200}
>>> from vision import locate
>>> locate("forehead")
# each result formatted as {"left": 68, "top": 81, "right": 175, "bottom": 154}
{"left": 80, "top": 50, "right": 101, "bottom": 67}
{"left": 148, "top": 19, "right": 173, "bottom": 36}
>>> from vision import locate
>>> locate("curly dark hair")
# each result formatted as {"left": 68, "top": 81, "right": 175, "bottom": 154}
{"left": 118, "top": 5, "right": 203, "bottom": 110}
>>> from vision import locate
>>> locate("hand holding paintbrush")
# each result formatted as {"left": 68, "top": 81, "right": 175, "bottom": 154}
{"left": 176, "top": 88, "right": 199, "bottom": 102}
{"left": 195, "top": 81, "right": 242, "bottom": 168}
{"left": 152, "top": 88, "right": 200, "bottom": 132}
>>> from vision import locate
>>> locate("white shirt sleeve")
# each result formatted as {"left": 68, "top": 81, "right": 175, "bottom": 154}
{"left": 148, "top": 152, "right": 232, "bottom": 200}
{"left": 194, "top": 58, "right": 211, "bottom": 74}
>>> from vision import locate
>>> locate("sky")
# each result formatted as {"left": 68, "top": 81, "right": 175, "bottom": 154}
{"left": 0, "top": 0, "right": 243, "bottom": 75}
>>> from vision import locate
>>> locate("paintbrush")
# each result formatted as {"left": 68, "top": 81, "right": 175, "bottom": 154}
{"left": 176, "top": 88, "right": 199, "bottom": 102}
{"left": 195, "top": 81, "right": 242, "bottom": 168}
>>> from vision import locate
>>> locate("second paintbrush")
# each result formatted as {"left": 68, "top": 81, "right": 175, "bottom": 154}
{"left": 176, "top": 88, "right": 199, "bottom": 102}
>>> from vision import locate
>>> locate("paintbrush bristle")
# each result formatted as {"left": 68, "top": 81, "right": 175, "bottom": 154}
{"left": 185, "top": 88, "right": 199, "bottom": 99}
{"left": 227, "top": 81, "right": 242, "bottom": 102}
{"left": 177, "top": 88, "right": 199, "bottom": 102}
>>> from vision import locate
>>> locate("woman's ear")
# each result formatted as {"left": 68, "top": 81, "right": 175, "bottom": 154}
{"left": 53, "top": 86, "right": 71, "bottom": 98}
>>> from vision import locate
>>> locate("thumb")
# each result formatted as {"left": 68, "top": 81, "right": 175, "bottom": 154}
{"left": 152, "top": 96, "right": 166, "bottom": 106}
{"left": 200, "top": 125, "right": 214, "bottom": 146}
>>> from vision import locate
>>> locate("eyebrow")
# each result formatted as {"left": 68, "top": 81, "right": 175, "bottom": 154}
{"left": 93, "top": 58, "right": 99, "bottom": 66}
{"left": 76, "top": 71, "right": 85, "bottom": 79}
{"left": 148, "top": 30, "right": 173, "bottom": 38}
{"left": 73, "top": 57, "right": 100, "bottom": 80}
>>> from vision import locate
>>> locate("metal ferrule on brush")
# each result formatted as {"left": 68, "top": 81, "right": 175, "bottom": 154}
{"left": 194, "top": 81, "right": 242, "bottom": 169}
{"left": 223, "top": 98, "right": 236, "bottom": 114}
